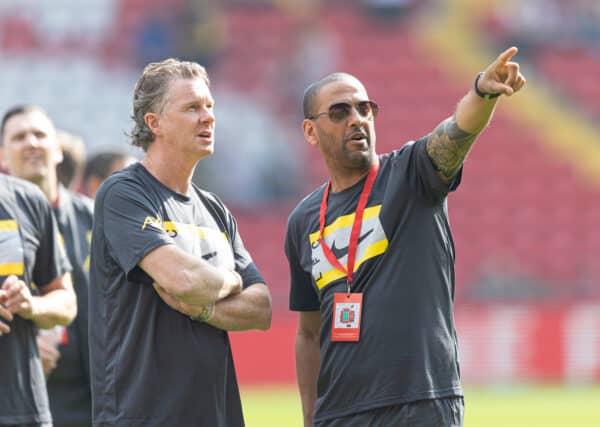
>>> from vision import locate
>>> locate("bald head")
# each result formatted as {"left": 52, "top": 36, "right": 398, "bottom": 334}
{"left": 302, "top": 73, "right": 364, "bottom": 119}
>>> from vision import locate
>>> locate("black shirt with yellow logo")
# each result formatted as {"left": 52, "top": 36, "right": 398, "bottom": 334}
{"left": 286, "top": 137, "right": 464, "bottom": 423}
{"left": 0, "top": 173, "right": 71, "bottom": 426}
{"left": 89, "top": 163, "right": 264, "bottom": 427}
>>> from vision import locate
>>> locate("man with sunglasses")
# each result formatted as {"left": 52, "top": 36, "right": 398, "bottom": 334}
{"left": 286, "top": 47, "right": 525, "bottom": 426}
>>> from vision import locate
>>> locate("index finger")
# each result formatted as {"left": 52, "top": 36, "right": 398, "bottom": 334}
{"left": 4, "top": 279, "right": 25, "bottom": 297}
{"left": 495, "top": 46, "right": 519, "bottom": 66}
{"left": 1, "top": 275, "right": 19, "bottom": 290}
{"left": 0, "top": 304, "right": 13, "bottom": 322}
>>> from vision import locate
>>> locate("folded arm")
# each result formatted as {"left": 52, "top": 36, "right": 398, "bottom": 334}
{"left": 154, "top": 281, "right": 271, "bottom": 331}
{"left": 139, "top": 244, "right": 242, "bottom": 307}
{"left": 205, "top": 283, "right": 271, "bottom": 331}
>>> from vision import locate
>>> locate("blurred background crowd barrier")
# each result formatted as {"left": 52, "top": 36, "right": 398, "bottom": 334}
{"left": 2, "top": 0, "right": 599, "bottom": 386}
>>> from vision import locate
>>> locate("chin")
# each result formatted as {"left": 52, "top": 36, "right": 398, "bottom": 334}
{"left": 196, "top": 147, "right": 214, "bottom": 160}
{"left": 348, "top": 151, "right": 372, "bottom": 166}
{"left": 22, "top": 168, "right": 46, "bottom": 181}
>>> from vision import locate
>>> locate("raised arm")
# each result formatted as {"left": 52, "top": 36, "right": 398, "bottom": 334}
{"left": 426, "top": 47, "right": 526, "bottom": 183}
{"left": 295, "top": 310, "right": 321, "bottom": 427}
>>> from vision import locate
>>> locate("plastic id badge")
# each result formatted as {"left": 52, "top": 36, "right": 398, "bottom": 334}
{"left": 331, "top": 292, "right": 363, "bottom": 342}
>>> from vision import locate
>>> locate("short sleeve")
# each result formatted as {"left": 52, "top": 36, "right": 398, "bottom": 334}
{"left": 100, "top": 180, "right": 173, "bottom": 278}
{"left": 390, "top": 136, "right": 462, "bottom": 201}
{"left": 212, "top": 198, "right": 265, "bottom": 288}
{"left": 285, "top": 213, "right": 320, "bottom": 311}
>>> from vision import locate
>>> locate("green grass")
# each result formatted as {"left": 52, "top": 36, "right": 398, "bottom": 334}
{"left": 240, "top": 384, "right": 600, "bottom": 427}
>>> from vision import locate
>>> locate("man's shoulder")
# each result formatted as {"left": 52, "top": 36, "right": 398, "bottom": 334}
{"left": 385, "top": 135, "right": 430, "bottom": 161}
{"left": 0, "top": 174, "right": 50, "bottom": 220}
{"left": 61, "top": 187, "right": 94, "bottom": 217}
{"left": 0, "top": 173, "right": 46, "bottom": 201}
{"left": 95, "top": 164, "right": 149, "bottom": 202}
{"left": 287, "top": 184, "right": 325, "bottom": 230}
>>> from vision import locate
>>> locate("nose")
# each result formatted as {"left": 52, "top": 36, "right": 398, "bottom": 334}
{"left": 23, "top": 132, "right": 41, "bottom": 147}
{"left": 347, "top": 105, "right": 367, "bottom": 128}
{"left": 199, "top": 107, "right": 215, "bottom": 124}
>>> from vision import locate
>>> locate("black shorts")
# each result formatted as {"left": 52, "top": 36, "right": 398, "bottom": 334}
{"left": 315, "top": 397, "right": 464, "bottom": 427}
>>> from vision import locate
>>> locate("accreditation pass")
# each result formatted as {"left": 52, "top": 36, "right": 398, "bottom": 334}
{"left": 331, "top": 292, "right": 363, "bottom": 342}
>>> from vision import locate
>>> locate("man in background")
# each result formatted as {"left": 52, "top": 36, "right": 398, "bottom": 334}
{"left": 0, "top": 109, "right": 76, "bottom": 425}
{"left": 82, "top": 151, "right": 136, "bottom": 198}
{"left": 56, "top": 130, "right": 86, "bottom": 192}
{"left": 1, "top": 105, "right": 93, "bottom": 427}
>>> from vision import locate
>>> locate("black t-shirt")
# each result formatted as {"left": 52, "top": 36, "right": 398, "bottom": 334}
{"left": 89, "top": 163, "right": 264, "bottom": 427}
{"left": 46, "top": 185, "right": 93, "bottom": 427}
{"left": 286, "top": 138, "right": 464, "bottom": 422}
{"left": 0, "top": 174, "right": 71, "bottom": 426}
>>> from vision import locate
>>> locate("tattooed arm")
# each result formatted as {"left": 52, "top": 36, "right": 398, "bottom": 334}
{"left": 426, "top": 47, "right": 526, "bottom": 183}
{"left": 426, "top": 112, "right": 488, "bottom": 183}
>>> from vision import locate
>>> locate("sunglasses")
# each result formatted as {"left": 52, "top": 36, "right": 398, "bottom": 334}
{"left": 307, "top": 100, "right": 379, "bottom": 123}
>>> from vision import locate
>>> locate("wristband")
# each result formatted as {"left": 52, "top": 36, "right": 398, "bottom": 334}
{"left": 474, "top": 72, "right": 501, "bottom": 100}
{"left": 191, "top": 303, "right": 215, "bottom": 322}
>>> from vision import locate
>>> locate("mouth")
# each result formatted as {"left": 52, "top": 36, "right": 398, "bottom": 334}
{"left": 23, "top": 151, "right": 45, "bottom": 165}
{"left": 196, "top": 130, "right": 213, "bottom": 141}
{"left": 346, "top": 130, "right": 369, "bottom": 147}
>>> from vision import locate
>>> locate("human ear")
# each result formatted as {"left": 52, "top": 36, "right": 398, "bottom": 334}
{"left": 144, "top": 112, "right": 161, "bottom": 137}
{"left": 302, "top": 119, "right": 319, "bottom": 147}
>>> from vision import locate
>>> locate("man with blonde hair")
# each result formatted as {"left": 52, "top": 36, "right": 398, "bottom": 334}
{"left": 89, "top": 59, "right": 272, "bottom": 427}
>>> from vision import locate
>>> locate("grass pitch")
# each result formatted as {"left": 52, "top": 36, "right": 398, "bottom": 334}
{"left": 240, "top": 384, "right": 600, "bottom": 427}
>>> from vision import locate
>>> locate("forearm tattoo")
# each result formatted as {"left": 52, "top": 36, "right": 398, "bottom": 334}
{"left": 426, "top": 115, "right": 478, "bottom": 182}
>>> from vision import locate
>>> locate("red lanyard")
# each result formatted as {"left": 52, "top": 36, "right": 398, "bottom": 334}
{"left": 318, "top": 157, "right": 380, "bottom": 291}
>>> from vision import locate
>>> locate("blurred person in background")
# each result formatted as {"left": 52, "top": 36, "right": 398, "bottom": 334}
{"left": 286, "top": 47, "right": 526, "bottom": 426}
{"left": 361, "top": 0, "right": 418, "bottom": 22}
{"left": 278, "top": 18, "right": 339, "bottom": 119}
{"left": 56, "top": 130, "right": 86, "bottom": 192}
{"left": 89, "top": 58, "right": 271, "bottom": 427}
{"left": 1, "top": 105, "right": 93, "bottom": 427}
{"left": 0, "top": 110, "right": 76, "bottom": 426}
{"left": 82, "top": 151, "right": 136, "bottom": 199}
{"left": 176, "top": 0, "right": 228, "bottom": 69}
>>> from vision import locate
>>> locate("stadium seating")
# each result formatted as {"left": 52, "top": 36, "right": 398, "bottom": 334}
{"left": 1, "top": 1, "right": 599, "bottom": 308}
{"left": 536, "top": 49, "right": 600, "bottom": 122}
{"left": 216, "top": 5, "right": 600, "bottom": 305}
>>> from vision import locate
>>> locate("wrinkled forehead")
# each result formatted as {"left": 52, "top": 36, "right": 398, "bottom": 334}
{"left": 317, "top": 77, "right": 369, "bottom": 108}
{"left": 3, "top": 110, "right": 56, "bottom": 138}
{"left": 165, "top": 77, "right": 213, "bottom": 106}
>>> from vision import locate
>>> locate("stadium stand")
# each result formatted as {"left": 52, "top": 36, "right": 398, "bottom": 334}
{"left": 2, "top": 0, "right": 600, "bottom": 384}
